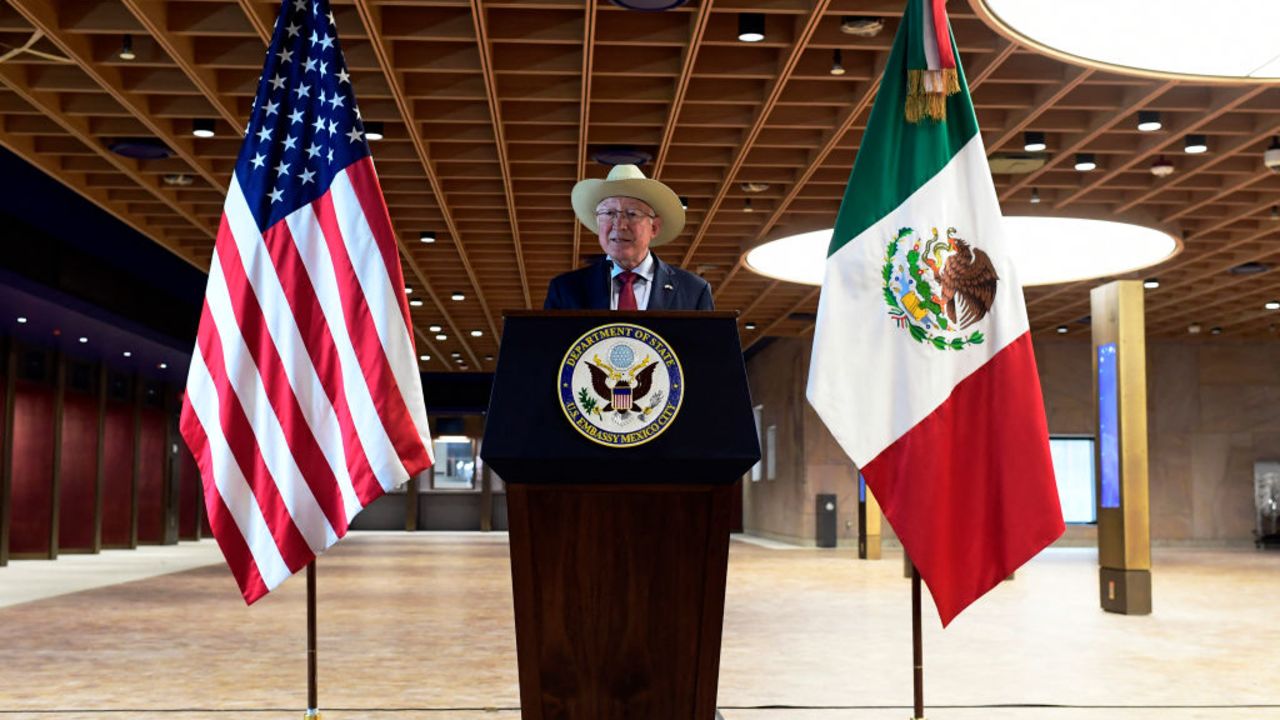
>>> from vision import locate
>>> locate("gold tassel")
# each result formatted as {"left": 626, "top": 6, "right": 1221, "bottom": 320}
{"left": 905, "top": 68, "right": 961, "bottom": 124}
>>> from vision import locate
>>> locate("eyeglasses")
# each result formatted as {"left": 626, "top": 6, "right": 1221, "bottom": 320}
{"left": 595, "top": 208, "right": 656, "bottom": 224}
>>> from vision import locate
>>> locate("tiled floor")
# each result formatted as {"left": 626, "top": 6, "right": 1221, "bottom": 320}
{"left": 0, "top": 533, "right": 1276, "bottom": 719}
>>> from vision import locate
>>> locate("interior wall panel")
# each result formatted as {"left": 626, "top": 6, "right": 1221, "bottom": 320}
{"left": 57, "top": 390, "right": 99, "bottom": 551}
{"left": 135, "top": 407, "right": 165, "bottom": 544}
{"left": 101, "top": 402, "right": 135, "bottom": 548}
{"left": 9, "top": 380, "right": 54, "bottom": 556}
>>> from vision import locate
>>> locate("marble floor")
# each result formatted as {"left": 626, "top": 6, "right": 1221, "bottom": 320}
{"left": 0, "top": 533, "right": 1277, "bottom": 720}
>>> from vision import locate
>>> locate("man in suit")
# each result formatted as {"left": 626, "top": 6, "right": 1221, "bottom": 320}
{"left": 544, "top": 164, "right": 713, "bottom": 310}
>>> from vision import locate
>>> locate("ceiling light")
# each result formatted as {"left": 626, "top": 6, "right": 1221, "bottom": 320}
{"left": 1187, "top": 323, "right": 1202, "bottom": 334}
{"left": 119, "top": 34, "right": 136, "bottom": 61}
{"left": 450, "top": 292, "right": 465, "bottom": 301}
{"left": 737, "top": 12, "right": 765, "bottom": 42}
{"left": 123, "top": 351, "right": 132, "bottom": 357}
{"left": 679, "top": 196, "right": 688, "bottom": 210}
{"left": 1184, "top": 134, "right": 1208, "bottom": 154}
{"left": 1228, "top": 261, "right": 1270, "bottom": 275}
{"left": 435, "top": 334, "right": 447, "bottom": 341}
{"left": 16, "top": 316, "right": 27, "bottom": 323}
{"left": 740, "top": 182, "right": 770, "bottom": 193}
{"left": 484, "top": 354, "right": 494, "bottom": 361}
{"left": 743, "top": 198, "right": 754, "bottom": 213}
{"left": 1137, "top": 110, "right": 1162, "bottom": 132}
{"left": 1030, "top": 187, "right": 1041, "bottom": 204}
{"left": 1143, "top": 278, "right": 1160, "bottom": 289}
{"left": 1265, "top": 301, "right": 1280, "bottom": 310}
{"left": 1210, "top": 326, "right": 1223, "bottom": 335}
{"left": 1074, "top": 153, "right": 1097, "bottom": 171}
{"left": 1150, "top": 156, "right": 1174, "bottom": 177}
{"left": 744, "top": 322, "right": 757, "bottom": 330}
{"left": 364, "top": 121, "right": 384, "bottom": 141}
{"left": 157, "top": 362, "right": 168, "bottom": 369}
{"left": 1265, "top": 136, "right": 1280, "bottom": 171}
{"left": 451, "top": 352, "right": 462, "bottom": 358}
{"left": 1056, "top": 325, "right": 1069, "bottom": 334}
{"left": 419, "top": 231, "right": 436, "bottom": 243}
{"left": 404, "top": 287, "right": 413, "bottom": 294}
{"left": 743, "top": 218, "right": 1177, "bottom": 287}
{"left": 78, "top": 336, "right": 88, "bottom": 343}
{"left": 192, "top": 119, "right": 216, "bottom": 138}
{"left": 974, "top": 0, "right": 1280, "bottom": 80}
{"left": 1023, "top": 131, "right": 1047, "bottom": 152}
{"left": 840, "top": 16, "right": 884, "bottom": 36}
{"left": 409, "top": 299, "right": 423, "bottom": 307}
{"left": 830, "top": 49, "right": 845, "bottom": 76}
{"left": 162, "top": 173, "right": 193, "bottom": 186}
{"left": 419, "top": 354, "right": 431, "bottom": 361}
{"left": 428, "top": 324, "right": 443, "bottom": 332}
{"left": 1272, "top": 205, "right": 1280, "bottom": 221}
{"left": 470, "top": 330, "right": 482, "bottom": 337}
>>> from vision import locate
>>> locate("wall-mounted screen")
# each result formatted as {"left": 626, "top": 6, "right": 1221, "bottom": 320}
{"left": 1097, "top": 342, "right": 1121, "bottom": 509}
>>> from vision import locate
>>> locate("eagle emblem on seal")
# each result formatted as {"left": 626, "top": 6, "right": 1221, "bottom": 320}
{"left": 883, "top": 226, "right": 996, "bottom": 351}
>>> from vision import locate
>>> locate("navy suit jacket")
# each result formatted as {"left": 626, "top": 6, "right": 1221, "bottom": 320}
{"left": 543, "top": 254, "right": 714, "bottom": 311}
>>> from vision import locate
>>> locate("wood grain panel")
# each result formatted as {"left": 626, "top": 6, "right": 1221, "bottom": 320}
{"left": 100, "top": 402, "right": 135, "bottom": 548}
{"left": 9, "top": 381, "right": 54, "bottom": 557}
{"left": 135, "top": 407, "right": 166, "bottom": 544}
{"left": 56, "top": 391, "right": 99, "bottom": 552}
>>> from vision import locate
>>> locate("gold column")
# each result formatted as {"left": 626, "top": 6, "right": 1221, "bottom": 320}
{"left": 857, "top": 474, "right": 881, "bottom": 560}
{"left": 1091, "top": 280, "right": 1152, "bottom": 615}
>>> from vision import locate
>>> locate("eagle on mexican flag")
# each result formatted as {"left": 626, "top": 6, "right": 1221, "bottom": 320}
{"left": 807, "top": 0, "right": 1064, "bottom": 626}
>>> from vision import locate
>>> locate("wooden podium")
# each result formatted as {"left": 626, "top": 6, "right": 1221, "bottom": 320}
{"left": 482, "top": 311, "right": 760, "bottom": 720}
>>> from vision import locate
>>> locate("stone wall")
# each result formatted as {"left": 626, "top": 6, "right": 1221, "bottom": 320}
{"left": 743, "top": 336, "right": 1280, "bottom": 546}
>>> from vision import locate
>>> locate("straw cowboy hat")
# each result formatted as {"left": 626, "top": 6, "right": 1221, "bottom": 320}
{"left": 571, "top": 164, "right": 686, "bottom": 247}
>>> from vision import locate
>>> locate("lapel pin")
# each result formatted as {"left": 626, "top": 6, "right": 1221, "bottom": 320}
{"left": 663, "top": 284, "right": 674, "bottom": 290}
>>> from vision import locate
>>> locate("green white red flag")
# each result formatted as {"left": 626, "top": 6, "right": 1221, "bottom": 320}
{"left": 807, "top": 0, "right": 1064, "bottom": 626}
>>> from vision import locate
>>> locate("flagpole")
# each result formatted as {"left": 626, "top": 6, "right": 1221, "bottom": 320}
{"left": 911, "top": 566, "right": 924, "bottom": 720}
{"left": 306, "top": 561, "right": 320, "bottom": 719}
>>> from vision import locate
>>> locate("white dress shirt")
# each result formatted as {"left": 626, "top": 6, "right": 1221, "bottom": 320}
{"left": 608, "top": 252, "right": 655, "bottom": 310}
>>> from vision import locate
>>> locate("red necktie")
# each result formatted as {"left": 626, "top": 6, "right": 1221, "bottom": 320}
{"left": 617, "top": 271, "right": 638, "bottom": 310}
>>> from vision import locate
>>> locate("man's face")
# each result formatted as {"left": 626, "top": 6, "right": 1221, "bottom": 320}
{"left": 595, "top": 196, "right": 662, "bottom": 271}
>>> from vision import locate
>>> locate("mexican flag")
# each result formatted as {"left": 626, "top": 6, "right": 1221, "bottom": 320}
{"left": 807, "top": 0, "right": 1064, "bottom": 626}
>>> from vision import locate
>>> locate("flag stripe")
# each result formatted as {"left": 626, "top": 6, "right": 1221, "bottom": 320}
{"left": 313, "top": 186, "right": 430, "bottom": 488}
{"left": 862, "top": 332, "right": 1064, "bottom": 626}
{"left": 182, "top": 346, "right": 294, "bottom": 597}
{"left": 204, "top": 253, "right": 339, "bottom": 553}
{"left": 330, "top": 163, "right": 433, "bottom": 455}
{"left": 928, "top": 0, "right": 955, "bottom": 69}
{"left": 283, "top": 201, "right": 408, "bottom": 502}
{"left": 829, "top": 5, "right": 977, "bottom": 257}
{"left": 214, "top": 202, "right": 351, "bottom": 536}
{"left": 259, "top": 214, "right": 382, "bottom": 515}
{"left": 195, "top": 297, "right": 319, "bottom": 570}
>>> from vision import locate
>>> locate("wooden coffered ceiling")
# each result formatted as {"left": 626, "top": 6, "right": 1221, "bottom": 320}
{"left": 1, "top": 0, "right": 1279, "bottom": 373}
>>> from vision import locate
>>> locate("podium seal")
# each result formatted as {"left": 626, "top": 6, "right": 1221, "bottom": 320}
{"left": 558, "top": 322, "right": 684, "bottom": 448}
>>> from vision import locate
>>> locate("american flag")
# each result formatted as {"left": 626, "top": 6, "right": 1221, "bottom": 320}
{"left": 179, "top": 0, "right": 433, "bottom": 604}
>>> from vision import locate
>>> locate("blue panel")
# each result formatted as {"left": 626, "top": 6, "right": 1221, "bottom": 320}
{"left": 1097, "top": 343, "right": 1121, "bottom": 509}
{"left": 858, "top": 473, "right": 866, "bottom": 502}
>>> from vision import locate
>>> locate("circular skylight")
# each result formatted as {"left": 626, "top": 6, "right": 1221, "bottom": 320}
{"left": 744, "top": 217, "right": 1178, "bottom": 287}
{"left": 975, "top": 0, "right": 1280, "bottom": 81}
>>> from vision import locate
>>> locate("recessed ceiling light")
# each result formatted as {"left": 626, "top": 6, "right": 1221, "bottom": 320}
{"left": 737, "top": 12, "right": 765, "bottom": 43}
{"left": 470, "top": 330, "right": 482, "bottom": 337}
{"left": 450, "top": 292, "right": 465, "bottom": 301}
{"left": 1187, "top": 323, "right": 1202, "bottom": 334}
{"left": 1030, "top": 187, "right": 1041, "bottom": 204}
{"left": 192, "top": 119, "right": 215, "bottom": 138}
{"left": 451, "top": 352, "right": 462, "bottom": 358}
{"left": 743, "top": 218, "right": 1178, "bottom": 287}
{"left": 1184, "top": 134, "right": 1208, "bottom": 154}
{"left": 1074, "top": 153, "right": 1097, "bottom": 171}
{"left": 16, "top": 316, "right": 27, "bottom": 323}
{"left": 123, "top": 351, "right": 132, "bottom": 357}
{"left": 435, "top": 334, "right": 447, "bottom": 341}
{"left": 679, "top": 196, "right": 688, "bottom": 210}
{"left": 78, "top": 336, "right": 88, "bottom": 343}
{"left": 1210, "top": 326, "right": 1223, "bottom": 335}
{"left": 1137, "top": 110, "right": 1162, "bottom": 132}
{"left": 119, "top": 34, "right": 136, "bottom": 61}
{"left": 1265, "top": 301, "right": 1280, "bottom": 310}
{"left": 404, "top": 287, "right": 413, "bottom": 294}
{"left": 364, "top": 121, "right": 384, "bottom": 141}
{"left": 744, "top": 322, "right": 757, "bottom": 330}
{"left": 428, "top": 324, "right": 442, "bottom": 332}
{"left": 1056, "top": 325, "right": 1069, "bottom": 334}
{"left": 158, "top": 362, "right": 168, "bottom": 369}
{"left": 484, "top": 354, "right": 494, "bottom": 361}
{"left": 409, "top": 299, "right": 423, "bottom": 307}
{"left": 419, "top": 354, "right": 431, "bottom": 361}
{"left": 1023, "top": 131, "right": 1047, "bottom": 152}
{"left": 1143, "top": 279, "right": 1160, "bottom": 289}
{"left": 419, "top": 231, "right": 436, "bottom": 243}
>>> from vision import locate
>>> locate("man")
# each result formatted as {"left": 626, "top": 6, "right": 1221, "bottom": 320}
{"left": 543, "top": 164, "right": 713, "bottom": 310}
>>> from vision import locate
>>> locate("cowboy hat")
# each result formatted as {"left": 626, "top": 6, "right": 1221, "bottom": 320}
{"left": 571, "top": 164, "right": 685, "bottom": 247}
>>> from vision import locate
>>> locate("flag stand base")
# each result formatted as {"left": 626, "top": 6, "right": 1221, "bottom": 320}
{"left": 304, "top": 710, "right": 321, "bottom": 719}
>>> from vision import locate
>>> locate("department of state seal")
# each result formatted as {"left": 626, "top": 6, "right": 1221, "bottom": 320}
{"left": 558, "top": 322, "right": 684, "bottom": 448}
